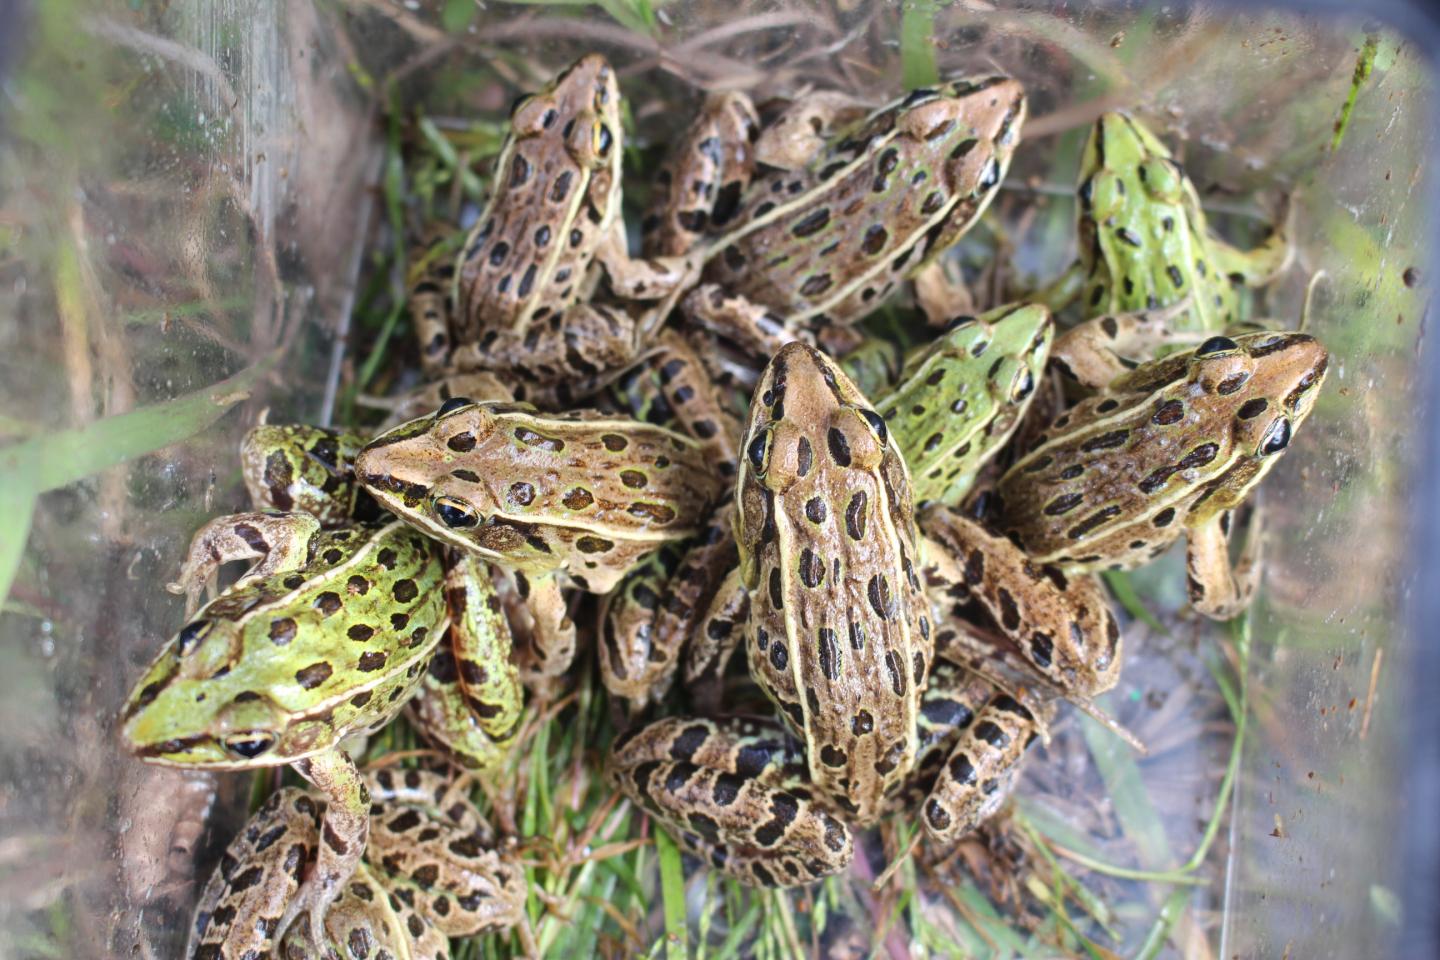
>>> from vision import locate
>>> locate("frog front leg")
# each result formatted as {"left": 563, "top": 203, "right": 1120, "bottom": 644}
{"left": 500, "top": 569, "right": 578, "bottom": 684}
{"left": 168, "top": 511, "right": 322, "bottom": 615}
{"left": 278, "top": 748, "right": 371, "bottom": 950}
{"left": 1185, "top": 505, "right": 1263, "bottom": 620}
{"left": 751, "top": 90, "right": 870, "bottom": 170}
{"left": 912, "top": 260, "right": 976, "bottom": 327}
{"left": 409, "top": 552, "right": 525, "bottom": 768}
{"left": 609, "top": 716, "right": 854, "bottom": 887}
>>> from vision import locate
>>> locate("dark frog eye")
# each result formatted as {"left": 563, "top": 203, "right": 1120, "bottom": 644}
{"left": 859, "top": 408, "right": 889, "bottom": 447}
{"left": 1196, "top": 336, "right": 1239, "bottom": 357}
{"left": 945, "top": 315, "right": 978, "bottom": 332}
{"left": 434, "top": 496, "right": 481, "bottom": 528}
{"left": 437, "top": 397, "right": 473, "bottom": 416}
{"left": 176, "top": 619, "right": 212, "bottom": 656}
{"left": 1259, "top": 417, "right": 1292, "bottom": 455}
{"left": 594, "top": 122, "right": 613, "bottom": 157}
{"left": 747, "top": 427, "right": 771, "bottom": 474}
{"left": 223, "top": 732, "right": 276, "bottom": 759}
{"left": 1010, "top": 368, "right": 1036, "bottom": 403}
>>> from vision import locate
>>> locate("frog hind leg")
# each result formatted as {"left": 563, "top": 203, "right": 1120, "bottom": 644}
{"left": 279, "top": 748, "right": 371, "bottom": 951}
{"left": 608, "top": 715, "right": 853, "bottom": 887}
{"left": 1210, "top": 192, "right": 1295, "bottom": 290}
{"left": 681, "top": 565, "right": 749, "bottom": 712}
{"left": 1049, "top": 298, "right": 1209, "bottom": 389}
{"left": 1186, "top": 504, "right": 1263, "bottom": 620}
{"left": 407, "top": 228, "right": 461, "bottom": 379}
{"left": 919, "top": 681, "right": 1043, "bottom": 846}
{"left": 450, "top": 301, "right": 654, "bottom": 401}
{"left": 683, "top": 283, "right": 805, "bottom": 360}
{"left": 644, "top": 91, "right": 760, "bottom": 257}
{"left": 600, "top": 545, "right": 685, "bottom": 709}
{"left": 168, "top": 511, "right": 322, "bottom": 615}
{"left": 913, "top": 260, "right": 977, "bottom": 327}
{"left": 364, "top": 768, "right": 528, "bottom": 937}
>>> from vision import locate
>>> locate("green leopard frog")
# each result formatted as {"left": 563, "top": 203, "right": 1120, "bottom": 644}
{"left": 1047, "top": 112, "right": 1292, "bottom": 386}
{"left": 241, "top": 424, "right": 525, "bottom": 768}
{"left": 408, "top": 53, "right": 699, "bottom": 400}
{"left": 355, "top": 398, "right": 722, "bottom": 596}
{"left": 998, "top": 330, "right": 1328, "bottom": 619}
{"left": 669, "top": 78, "right": 1026, "bottom": 357}
{"left": 609, "top": 343, "right": 1123, "bottom": 886}
{"left": 876, "top": 302, "right": 1053, "bottom": 506}
{"left": 122, "top": 510, "right": 446, "bottom": 945}
{"left": 188, "top": 769, "right": 525, "bottom": 959}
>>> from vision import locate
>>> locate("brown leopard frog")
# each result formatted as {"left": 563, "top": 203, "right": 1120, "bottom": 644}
{"left": 354, "top": 398, "right": 723, "bottom": 596}
{"left": 609, "top": 343, "right": 1120, "bottom": 886}
{"left": 998, "top": 330, "right": 1328, "bottom": 619}
{"left": 672, "top": 78, "right": 1026, "bottom": 358}
{"left": 408, "top": 53, "right": 700, "bottom": 401}
{"left": 188, "top": 770, "right": 525, "bottom": 958}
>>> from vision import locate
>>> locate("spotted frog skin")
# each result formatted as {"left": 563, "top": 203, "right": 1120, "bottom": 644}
{"left": 1048, "top": 112, "right": 1292, "bottom": 384}
{"left": 409, "top": 54, "right": 698, "bottom": 397}
{"left": 241, "top": 424, "right": 525, "bottom": 769}
{"left": 608, "top": 343, "right": 1115, "bottom": 886}
{"left": 189, "top": 770, "right": 525, "bottom": 959}
{"left": 679, "top": 78, "right": 1026, "bottom": 357}
{"left": 998, "top": 330, "right": 1328, "bottom": 619}
{"left": 598, "top": 331, "right": 742, "bottom": 710}
{"left": 354, "top": 398, "right": 723, "bottom": 595}
{"left": 122, "top": 513, "right": 446, "bottom": 948}
{"left": 875, "top": 302, "right": 1053, "bottom": 506}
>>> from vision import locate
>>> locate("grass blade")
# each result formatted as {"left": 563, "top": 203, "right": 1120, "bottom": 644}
{"left": 654, "top": 827, "right": 689, "bottom": 959}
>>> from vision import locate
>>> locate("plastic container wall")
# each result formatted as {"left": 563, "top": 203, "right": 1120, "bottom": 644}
{"left": 0, "top": 2, "right": 1429, "bottom": 957}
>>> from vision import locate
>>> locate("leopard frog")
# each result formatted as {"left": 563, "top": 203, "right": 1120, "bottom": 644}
{"left": 998, "top": 330, "right": 1328, "bottom": 619}
{"left": 409, "top": 54, "right": 698, "bottom": 397}
{"left": 675, "top": 78, "right": 1026, "bottom": 357}
{"left": 875, "top": 302, "right": 1053, "bottom": 506}
{"left": 242, "top": 424, "right": 524, "bottom": 769}
{"left": 354, "top": 398, "right": 723, "bottom": 595}
{"left": 189, "top": 770, "right": 525, "bottom": 959}
{"left": 122, "top": 512, "right": 446, "bottom": 947}
{"left": 1048, "top": 112, "right": 1292, "bottom": 386}
{"left": 610, "top": 343, "right": 1123, "bottom": 886}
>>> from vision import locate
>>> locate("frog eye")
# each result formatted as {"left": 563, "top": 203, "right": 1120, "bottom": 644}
{"left": 223, "top": 732, "right": 276, "bottom": 759}
{"left": 1195, "top": 336, "right": 1239, "bottom": 358}
{"left": 1010, "top": 367, "right": 1036, "bottom": 403}
{"left": 859, "top": 408, "right": 889, "bottom": 448}
{"left": 1258, "top": 418, "right": 1291, "bottom": 455}
{"left": 508, "top": 94, "right": 530, "bottom": 118}
{"left": 437, "top": 397, "right": 473, "bottom": 417}
{"left": 945, "top": 315, "right": 979, "bottom": 331}
{"left": 176, "top": 619, "right": 212, "bottom": 656}
{"left": 746, "top": 427, "right": 771, "bottom": 474}
{"left": 434, "top": 496, "right": 481, "bottom": 529}
{"left": 594, "top": 122, "right": 613, "bottom": 158}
